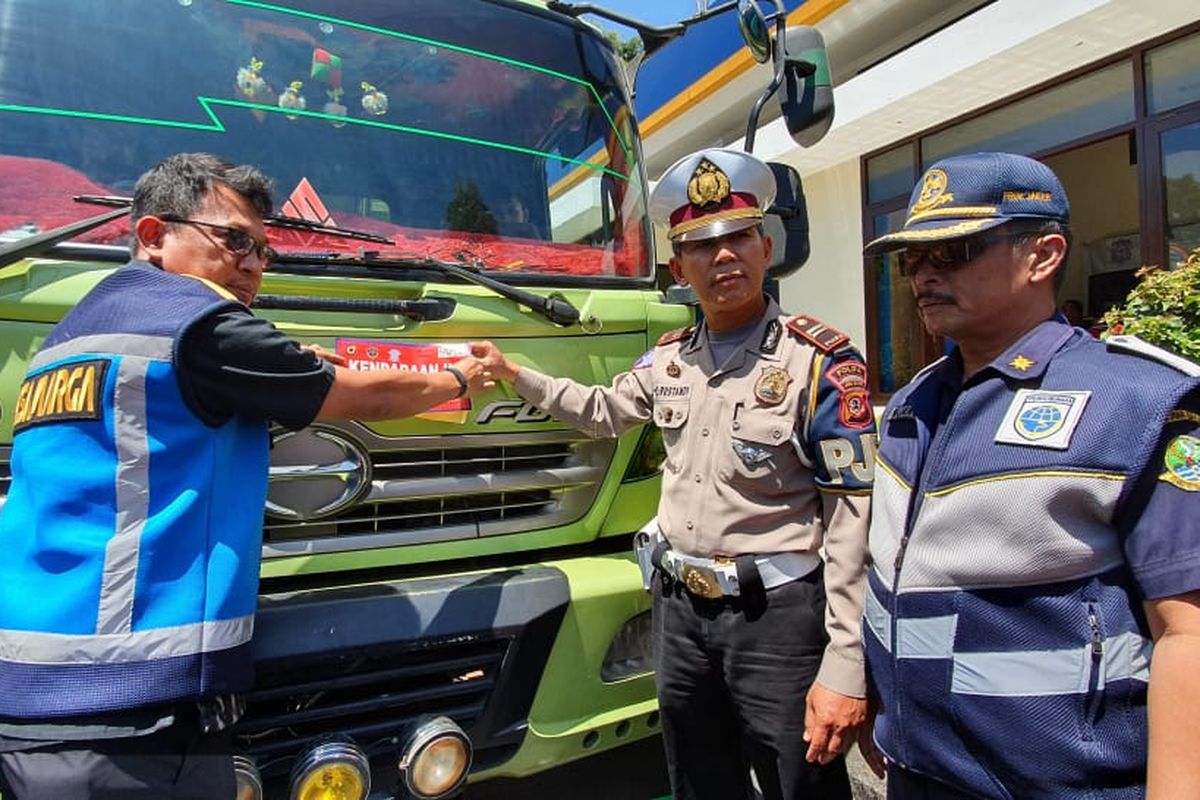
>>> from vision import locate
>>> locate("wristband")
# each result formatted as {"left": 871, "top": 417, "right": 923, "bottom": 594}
{"left": 445, "top": 365, "right": 469, "bottom": 398}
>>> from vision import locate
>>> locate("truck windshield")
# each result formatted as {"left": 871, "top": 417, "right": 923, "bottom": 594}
{"left": 0, "top": 0, "right": 651, "bottom": 280}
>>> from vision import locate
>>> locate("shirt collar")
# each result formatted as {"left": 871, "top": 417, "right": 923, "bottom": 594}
{"left": 684, "top": 296, "right": 780, "bottom": 360}
{"left": 979, "top": 315, "right": 1077, "bottom": 381}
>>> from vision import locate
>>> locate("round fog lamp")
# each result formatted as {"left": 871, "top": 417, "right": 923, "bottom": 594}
{"left": 233, "top": 755, "right": 263, "bottom": 800}
{"left": 289, "top": 739, "right": 371, "bottom": 800}
{"left": 398, "top": 716, "right": 472, "bottom": 799}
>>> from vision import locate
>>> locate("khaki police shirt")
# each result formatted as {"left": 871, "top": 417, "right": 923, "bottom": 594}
{"left": 513, "top": 298, "right": 876, "bottom": 697}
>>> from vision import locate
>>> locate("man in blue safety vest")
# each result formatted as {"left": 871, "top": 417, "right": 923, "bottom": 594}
{"left": 860, "top": 151, "right": 1200, "bottom": 798}
{"left": 0, "top": 152, "right": 492, "bottom": 799}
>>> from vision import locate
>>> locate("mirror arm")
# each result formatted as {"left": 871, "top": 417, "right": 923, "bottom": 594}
{"left": 743, "top": 0, "right": 788, "bottom": 153}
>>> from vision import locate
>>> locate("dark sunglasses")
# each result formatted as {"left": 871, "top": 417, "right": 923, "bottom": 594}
{"left": 160, "top": 216, "right": 277, "bottom": 263}
{"left": 896, "top": 231, "right": 1028, "bottom": 277}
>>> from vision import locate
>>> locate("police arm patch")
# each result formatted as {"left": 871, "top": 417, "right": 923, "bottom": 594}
{"left": 787, "top": 315, "right": 850, "bottom": 352}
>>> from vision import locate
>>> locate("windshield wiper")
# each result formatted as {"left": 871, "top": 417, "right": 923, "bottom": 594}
{"left": 0, "top": 206, "right": 129, "bottom": 269}
{"left": 290, "top": 252, "right": 581, "bottom": 326}
{"left": 74, "top": 195, "right": 393, "bottom": 246}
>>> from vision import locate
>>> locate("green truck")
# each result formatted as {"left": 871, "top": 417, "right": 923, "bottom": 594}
{"left": 0, "top": 0, "right": 829, "bottom": 797}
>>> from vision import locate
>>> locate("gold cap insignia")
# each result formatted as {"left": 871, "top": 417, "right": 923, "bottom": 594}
{"left": 910, "top": 168, "right": 955, "bottom": 215}
{"left": 686, "top": 158, "right": 732, "bottom": 208}
{"left": 754, "top": 366, "right": 792, "bottom": 406}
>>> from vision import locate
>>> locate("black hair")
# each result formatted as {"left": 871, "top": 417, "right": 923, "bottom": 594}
{"left": 1009, "top": 219, "right": 1072, "bottom": 290}
{"left": 130, "top": 153, "right": 273, "bottom": 255}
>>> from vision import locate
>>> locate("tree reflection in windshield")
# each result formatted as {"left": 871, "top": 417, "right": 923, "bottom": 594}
{"left": 0, "top": 0, "right": 650, "bottom": 279}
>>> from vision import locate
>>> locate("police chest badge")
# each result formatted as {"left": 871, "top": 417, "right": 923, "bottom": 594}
{"left": 754, "top": 366, "right": 791, "bottom": 406}
{"left": 994, "top": 389, "right": 1091, "bottom": 450}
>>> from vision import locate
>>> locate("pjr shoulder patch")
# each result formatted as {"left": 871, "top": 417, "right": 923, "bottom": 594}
{"left": 657, "top": 326, "right": 695, "bottom": 347}
{"left": 787, "top": 315, "right": 850, "bottom": 352}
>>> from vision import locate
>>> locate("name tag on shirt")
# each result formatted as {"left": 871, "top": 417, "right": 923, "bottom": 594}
{"left": 994, "top": 389, "right": 1091, "bottom": 450}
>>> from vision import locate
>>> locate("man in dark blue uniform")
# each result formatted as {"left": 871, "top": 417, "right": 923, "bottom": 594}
{"left": 861, "top": 151, "right": 1200, "bottom": 798}
{"left": 475, "top": 147, "right": 877, "bottom": 799}
{"left": 0, "top": 152, "right": 493, "bottom": 799}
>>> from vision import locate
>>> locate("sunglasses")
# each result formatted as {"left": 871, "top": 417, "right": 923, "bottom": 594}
{"left": 896, "top": 231, "right": 1028, "bottom": 277}
{"left": 161, "top": 216, "right": 277, "bottom": 263}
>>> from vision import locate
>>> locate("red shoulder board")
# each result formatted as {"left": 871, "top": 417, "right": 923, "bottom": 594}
{"left": 786, "top": 315, "right": 850, "bottom": 352}
{"left": 657, "top": 326, "right": 694, "bottom": 347}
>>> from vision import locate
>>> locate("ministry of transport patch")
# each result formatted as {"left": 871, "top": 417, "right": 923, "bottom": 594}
{"left": 994, "top": 389, "right": 1091, "bottom": 450}
{"left": 1162, "top": 434, "right": 1200, "bottom": 491}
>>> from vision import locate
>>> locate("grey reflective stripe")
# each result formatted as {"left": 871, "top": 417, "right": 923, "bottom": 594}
{"left": 901, "top": 615, "right": 957, "bottom": 659}
{"left": 863, "top": 583, "right": 957, "bottom": 658}
{"left": 96, "top": 358, "right": 152, "bottom": 635}
{"left": 0, "top": 616, "right": 254, "bottom": 665}
{"left": 863, "top": 582, "right": 889, "bottom": 648}
{"left": 952, "top": 631, "right": 1152, "bottom": 696}
{"left": 31, "top": 334, "right": 174, "bottom": 370}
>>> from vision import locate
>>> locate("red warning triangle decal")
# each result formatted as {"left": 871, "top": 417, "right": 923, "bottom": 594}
{"left": 282, "top": 178, "right": 335, "bottom": 226}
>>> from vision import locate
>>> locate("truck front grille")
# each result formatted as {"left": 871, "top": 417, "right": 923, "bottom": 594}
{"left": 235, "top": 635, "right": 510, "bottom": 776}
{"left": 262, "top": 424, "right": 614, "bottom": 556}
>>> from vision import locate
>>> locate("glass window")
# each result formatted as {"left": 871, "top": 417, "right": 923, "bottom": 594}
{"left": 870, "top": 208, "right": 926, "bottom": 393}
{"left": 1161, "top": 121, "right": 1200, "bottom": 268}
{"left": 0, "top": 0, "right": 651, "bottom": 279}
{"left": 922, "top": 63, "right": 1135, "bottom": 165}
{"left": 1145, "top": 32, "right": 1200, "bottom": 115}
{"left": 866, "top": 145, "right": 915, "bottom": 205}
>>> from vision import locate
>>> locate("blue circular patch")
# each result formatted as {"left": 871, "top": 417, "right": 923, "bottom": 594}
{"left": 1018, "top": 404, "right": 1063, "bottom": 437}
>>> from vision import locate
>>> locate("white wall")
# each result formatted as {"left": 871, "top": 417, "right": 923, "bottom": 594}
{"left": 777, "top": 160, "right": 868, "bottom": 347}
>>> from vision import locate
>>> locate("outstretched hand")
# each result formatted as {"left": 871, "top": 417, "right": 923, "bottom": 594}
{"left": 470, "top": 341, "right": 520, "bottom": 383}
{"left": 303, "top": 343, "right": 347, "bottom": 367}
{"left": 449, "top": 355, "right": 495, "bottom": 394}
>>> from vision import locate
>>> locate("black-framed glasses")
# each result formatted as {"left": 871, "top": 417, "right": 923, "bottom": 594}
{"left": 160, "top": 216, "right": 276, "bottom": 263}
{"left": 896, "top": 231, "right": 1029, "bottom": 277}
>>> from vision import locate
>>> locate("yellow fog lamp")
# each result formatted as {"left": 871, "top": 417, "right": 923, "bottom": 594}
{"left": 233, "top": 755, "right": 263, "bottom": 800}
{"left": 397, "top": 716, "right": 472, "bottom": 799}
{"left": 289, "top": 739, "right": 371, "bottom": 800}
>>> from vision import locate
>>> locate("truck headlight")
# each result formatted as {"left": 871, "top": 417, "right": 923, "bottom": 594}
{"left": 233, "top": 755, "right": 263, "bottom": 800}
{"left": 398, "top": 716, "right": 472, "bottom": 799}
{"left": 601, "top": 611, "right": 654, "bottom": 682}
{"left": 622, "top": 426, "right": 665, "bottom": 481}
{"left": 289, "top": 739, "right": 371, "bottom": 800}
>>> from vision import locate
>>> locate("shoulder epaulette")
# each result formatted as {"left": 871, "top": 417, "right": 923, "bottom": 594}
{"left": 657, "top": 326, "right": 695, "bottom": 347}
{"left": 786, "top": 315, "right": 850, "bottom": 353}
{"left": 1106, "top": 334, "right": 1200, "bottom": 377}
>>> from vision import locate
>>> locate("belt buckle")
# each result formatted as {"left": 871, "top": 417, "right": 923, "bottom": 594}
{"left": 681, "top": 563, "right": 724, "bottom": 599}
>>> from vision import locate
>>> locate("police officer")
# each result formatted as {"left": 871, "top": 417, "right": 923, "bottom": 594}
{"left": 0, "top": 153, "right": 492, "bottom": 799}
{"left": 473, "top": 148, "right": 876, "bottom": 799}
{"left": 860, "top": 152, "right": 1200, "bottom": 797}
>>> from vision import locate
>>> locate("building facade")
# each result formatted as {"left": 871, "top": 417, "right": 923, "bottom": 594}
{"left": 635, "top": 0, "right": 1199, "bottom": 394}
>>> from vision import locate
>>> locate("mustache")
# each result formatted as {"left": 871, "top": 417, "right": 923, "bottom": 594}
{"left": 915, "top": 290, "right": 956, "bottom": 304}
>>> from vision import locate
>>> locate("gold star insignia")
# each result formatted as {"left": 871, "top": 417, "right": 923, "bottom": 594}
{"left": 1009, "top": 355, "right": 1035, "bottom": 371}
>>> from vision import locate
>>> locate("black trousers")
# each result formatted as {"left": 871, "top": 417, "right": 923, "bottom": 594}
{"left": 0, "top": 722, "right": 233, "bottom": 800}
{"left": 653, "top": 568, "right": 851, "bottom": 800}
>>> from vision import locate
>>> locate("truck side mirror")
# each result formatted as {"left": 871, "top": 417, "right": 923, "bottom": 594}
{"left": 778, "top": 26, "right": 834, "bottom": 148}
{"left": 764, "top": 161, "right": 809, "bottom": 278}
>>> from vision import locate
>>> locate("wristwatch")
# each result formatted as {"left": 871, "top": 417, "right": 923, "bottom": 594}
{"left": 444, "top": 365, "right": 469, "bottom": 398}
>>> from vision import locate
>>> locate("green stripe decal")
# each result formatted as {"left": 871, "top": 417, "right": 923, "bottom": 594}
{"left": 0, "top": 99, "right": 629, "bottom": 182}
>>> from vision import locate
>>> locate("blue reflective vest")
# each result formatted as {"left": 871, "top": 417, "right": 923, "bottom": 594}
{"left": 0, "top": 262, "right": 269, "bottom": 718}
{"left": 865, "top": 320, "right": 1200, "bottom": 798}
